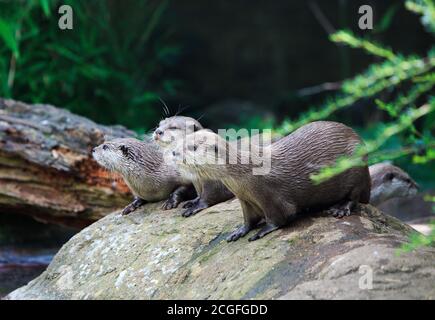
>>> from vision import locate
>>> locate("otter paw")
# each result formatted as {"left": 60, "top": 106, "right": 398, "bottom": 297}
{"left": 162, "top": 198, "right": 178, "bottom": 210}
{"left": 122, "top": 198, "right": 146, "bottom": 215}
{"left": 248, "top": 223, "right": 278, "bottom": 241}
{"left": 182, "top": 199, "right": 209, "bottom": 217}
{"left": 328, "top": 207, "right": 350, "bottom": 219}
{"left": 121, "top": 204, "right": 136, "bottom": 216}
{"left": 325, "top": 207, "right": 337, "bottom": 216}
{"left": 181, "top": 207, "right": 198, "bottom": 217}
{"left": 182, "top": 198, "right": 199, "bottom": 209}
{"left": 226, "top": 225, "right": 251, "bottom": 242}
{"left": 342, "top": 207, "right": 351, "bottom": 217}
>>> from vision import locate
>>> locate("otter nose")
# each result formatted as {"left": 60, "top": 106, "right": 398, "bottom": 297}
{"left": 155, "top": 129, "right": 163, "bottom": 136}
{"left": 92, "top": 147, "right": 96, "bottom": 153}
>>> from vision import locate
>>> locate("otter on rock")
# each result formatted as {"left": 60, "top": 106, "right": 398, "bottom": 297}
{"left": 153, "top": 116, "right": 234, "bottom": 217}
{"left": 369, "top": 162, "right": 419, "bottom": 206}
{"left": 92, "top": 137, "right": 195, "bottom": 215}
{"left": 171, "top": 121, "right": 371, "bottom": 241}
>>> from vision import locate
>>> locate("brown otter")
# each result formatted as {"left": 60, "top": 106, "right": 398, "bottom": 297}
{"left": 170, "top": 122, "right": 371, "bottom": 241}
{"left": 153, "top": 116, "right": 234, "bottom": 217}
{"left": 369, "top": 162, "right": 419, "bottom": 206}
{"left": 92, "top": 137, "right": 195, "bottom": 215}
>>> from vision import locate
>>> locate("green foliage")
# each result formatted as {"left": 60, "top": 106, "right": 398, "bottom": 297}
{"left": 374, "top": 3, "right": 400, "bottom": 33}
{"left": 310, "top": 103, "right": 435, "bottom": 184}
{"left": 406, "top": 0, "right": 435, "bottom": 33}
{"left": 277, "top": 52, "right": 435, "bottom": 135}
{"left": 398, "top": 195, "right": 435, "bottom": 254}
{"left": 277, "top": 0, "right": 435, "bottom": 252}
{"left": 279, "top": 0, "right": 435, "bottom": 191}
{"left": 330, "top": 30, "right": 396, "bottom": 60}
{"left": 398, "top": 224, "right": 435, "bottom": 252}
{"left": 0, "top": 0, "right": 178, "bottom": 132}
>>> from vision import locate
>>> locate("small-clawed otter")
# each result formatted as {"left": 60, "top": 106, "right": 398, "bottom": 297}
{"left": 153, "top": 116, "right": 234, "bottom": 217}
{"left": 171, "top": 121, "right": 371, "bottom": 241}
{"left": 369, "top": 162, "right": 419, "bottom": 206}
{"left": 92, "top": 137, "right": 195, "bottom": 215}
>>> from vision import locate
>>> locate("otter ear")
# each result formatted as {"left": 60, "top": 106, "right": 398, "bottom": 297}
{"left": 119, "top": 145, "right": 129, "bottom": 157}
{"left": 383, "top": 172, "right": 395, "bottom": 182}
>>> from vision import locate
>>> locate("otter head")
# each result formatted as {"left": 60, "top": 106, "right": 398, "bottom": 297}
{"left": 92, "top": 138, "right": 138, "bottom": 174}
{"left": 170, "top": 130, "right": 231, "bottom": 180}
{"left": 369, "top": 163, "right": 419, "bottom": 205}
{"left": 153, "top": 116, "right": 203, "bottom": 147}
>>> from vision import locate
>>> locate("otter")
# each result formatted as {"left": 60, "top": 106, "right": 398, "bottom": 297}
{"left": 170, "top": 121, "right": 371, "bottom": 241}
{"left": 369, "top": 162, "right": 419, "bottom": 206}
{"left": 153, "top": 116, "right": 234, "bottom": 217}
{"left": 92, "top": 137, "right": 195, "bottom": 215}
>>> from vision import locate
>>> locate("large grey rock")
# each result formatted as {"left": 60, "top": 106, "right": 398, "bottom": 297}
{"left": 6, "top": 200, "right": 435, "bottom": 300}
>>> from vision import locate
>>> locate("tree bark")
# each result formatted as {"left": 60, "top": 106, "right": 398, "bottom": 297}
{"left": 0, "top": 98, "right": 134, "bottom": 228}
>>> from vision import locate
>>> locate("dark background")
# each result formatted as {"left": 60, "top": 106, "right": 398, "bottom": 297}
{"left": 0, "top": 0, "right": 433, "bottom": 131}
{"left": 166, "top": 0, "right": 432, "bottom": 129}
{"left": 0, "top": 0, "right": 433, "bottom": 208}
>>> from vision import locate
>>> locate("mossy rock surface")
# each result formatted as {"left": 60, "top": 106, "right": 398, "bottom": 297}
{"left": 6, "top": 200, "right": 435, "bottom": 300}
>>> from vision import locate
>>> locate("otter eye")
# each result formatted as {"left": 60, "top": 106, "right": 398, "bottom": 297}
{"left": 214, "top": 145, "right": 218, "bottom": 154}
{"left": 193, "top": 145, "right": 198, "bottom": 151}
{"left": 384, "top": 172, "right": 395, "bottom": 182}
{"left": 102, "top": 145, "right": 108, "bottom": 150}
{"left": 169, "top": 126, "right": 178, "bottom": 130}
{"left": 119, "top": 145, "right": 129, "bottom": 157}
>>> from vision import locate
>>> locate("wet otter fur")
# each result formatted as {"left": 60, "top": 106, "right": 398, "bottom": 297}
{"left": 92, "top": 137, "right": 195, "bottom": 215}
{"left": 153, "top": 116, "right": 234, "bottom": 217}
{"left": 171, "top": 121, "right": 371, "bottom": 241}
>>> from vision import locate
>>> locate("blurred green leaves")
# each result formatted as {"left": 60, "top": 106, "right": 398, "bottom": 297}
{"left": 279, "top": 1, "right": 435, "bottom": 190}
{"left": 279, "top": 0, "right": 435, "bottom": 250}
{"left": 406, "top": 0, "right": 435, "bottom": 34}
{"left": 0, "top": 0, "right": 179, "bottom": 132}
{"left": 310, "top": 103, "right": 435, "bottom": 184}
{"left": 374, "top": 3, "right": 400, "bottom": 33}
{"left": 40, "top": 0, "right": 51, "bottom": 18}
{"left": 398, "top": 195, "right": 435, "bottom": 254}
{"left": 0, "top": 19, "right": 19, "bottom": 58}
{"left": 330, "top": 30, "right": 396, "bottom": 60}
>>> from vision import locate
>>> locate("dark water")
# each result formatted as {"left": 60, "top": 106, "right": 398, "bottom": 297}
{"left": 0, "top": 247, "right": 55, "bottom": 297}
{"left": 0, "top": 213, "right": 77, "bottom": 298}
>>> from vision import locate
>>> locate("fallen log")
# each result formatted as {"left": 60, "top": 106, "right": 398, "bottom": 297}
{"left": 0, "top": 98, "right": 134, "bottom": 228}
